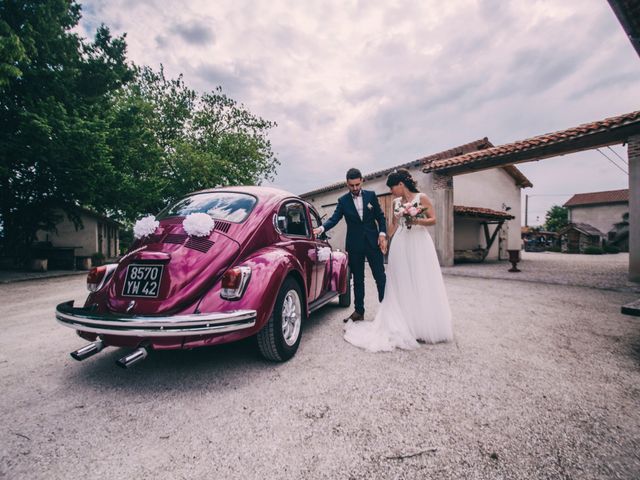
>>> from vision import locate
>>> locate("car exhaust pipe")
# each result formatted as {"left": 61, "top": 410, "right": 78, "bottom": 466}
{"left": 70, "top": 340, "right": 106, "bottom": 361}
{"left": 115, "top": 347, "right": 148, "bottom": 369}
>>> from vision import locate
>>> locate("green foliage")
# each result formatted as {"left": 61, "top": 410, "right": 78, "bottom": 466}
{"left": 123, "top": 67, "right": 279, "bottom": 209}
{"left": 0, "top": 1, "right": 279, "bottom": 262}
{"left": 583, "top": 246, "right": 604, "bottom": 255}
{"left": 119, "top": 228, "right": 133, "bottom": 255}
{"left": 91, "top": 252, "right": 105, "bottom": 266}
{"left": 543, "top": 205, "right": 568, "bottom": 232}
{"left": 0, "top": 0, "right": 133, "bottom": 259}
{"left": 603, "top": 244, "right": 620, "bottom": 254}
{"left": 0, "top": 17, "right": 27, "bottom": 86}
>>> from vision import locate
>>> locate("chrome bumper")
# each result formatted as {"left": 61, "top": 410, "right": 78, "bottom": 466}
{"left": 55, "top": 301, "right": 257, "bottom": 337}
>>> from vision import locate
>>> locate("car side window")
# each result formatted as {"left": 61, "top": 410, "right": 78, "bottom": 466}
{"left": 309, "top": 209, "right": 322, "bottom": 230}
{"left": 277, "top": 202, "right": 310, "bottom": 237}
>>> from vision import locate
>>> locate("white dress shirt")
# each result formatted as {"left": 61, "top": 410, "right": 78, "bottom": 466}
{"left": 352, "top": 193, "right": 363, "bottom": 219}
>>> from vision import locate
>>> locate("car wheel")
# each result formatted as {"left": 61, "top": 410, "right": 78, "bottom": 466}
{"left": 338, "top": 266, "right": 351, "bottom": 308}
{"left": 257, "top": 277, "right": 303, "bottom": 362}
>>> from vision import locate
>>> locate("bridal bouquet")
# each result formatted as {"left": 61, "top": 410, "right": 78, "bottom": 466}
{"left": 395, "top": 202, "right": 425, "bottom": 229}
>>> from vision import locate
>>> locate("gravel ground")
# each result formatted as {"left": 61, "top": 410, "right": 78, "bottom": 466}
{"left": 443, "top": 251, "right": 639, "bottom": 293}
{"left": 1, "top": 270, "right": 639, "bottom": 479}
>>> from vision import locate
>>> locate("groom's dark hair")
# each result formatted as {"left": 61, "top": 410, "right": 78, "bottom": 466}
{"left": 346, "top": 168, "right": 362, "bottom": 180}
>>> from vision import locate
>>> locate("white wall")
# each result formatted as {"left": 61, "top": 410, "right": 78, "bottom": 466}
{"left": 568, "top": 203, "right": 628, "bottom": 235}
{"left": 454, "top": 168, "right": 522, "bottom": 258}
{"left": 36, "top": 210, "right": 98, "bottom": 255}
{"left": 35, "top": 210, "right": 119, "bottom": 257}
{"left": 454, "top": 218, "right": 482, "bottom": 250}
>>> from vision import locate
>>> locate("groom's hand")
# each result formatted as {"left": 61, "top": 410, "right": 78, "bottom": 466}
{"left": 378, "top": 235, "right": 387, "bottom": 254}
{"left": 313, "top": 227, "right": 323, "bottom": 236}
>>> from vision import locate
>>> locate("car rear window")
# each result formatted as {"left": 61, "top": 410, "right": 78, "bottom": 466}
{"left": 157, "top": 192, "right": 257, "bottom": 223}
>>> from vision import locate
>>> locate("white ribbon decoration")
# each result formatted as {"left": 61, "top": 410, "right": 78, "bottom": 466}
{"left": 133, "top": 215, "right": 159, "bottom": 239}
{"left": 182, "top": 212, "right": 215, "bottom": 237}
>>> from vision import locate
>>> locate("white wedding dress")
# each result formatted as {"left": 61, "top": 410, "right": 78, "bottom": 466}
{"left": 344, "top": 194, "right": 453, "bottom": 352}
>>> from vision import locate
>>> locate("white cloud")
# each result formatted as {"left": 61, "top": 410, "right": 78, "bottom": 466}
{"left": 79, "top": 0, "right": 638, "bottom": 220}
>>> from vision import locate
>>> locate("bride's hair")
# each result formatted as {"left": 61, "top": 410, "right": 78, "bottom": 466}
{"left": 386, "top": 168, "right": 419, "bottom": 193}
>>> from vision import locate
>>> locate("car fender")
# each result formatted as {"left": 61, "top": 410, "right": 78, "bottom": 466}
{"left": 196, "top": 246, "right": 307, "bottom": 333}
{"left": 330, "top": 250, "right": 349, "bottom": 294}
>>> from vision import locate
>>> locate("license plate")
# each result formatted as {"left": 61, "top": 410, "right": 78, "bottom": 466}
{"left": 122, "top": 264, "right": 164, "bottom": 298}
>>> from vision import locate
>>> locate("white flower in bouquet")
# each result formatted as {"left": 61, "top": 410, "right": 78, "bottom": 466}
{"left": 133, "top": 215, "right": 159, "bottom": 239}
{"left": 183, "top": 213, "right": 215, "bottom": 237}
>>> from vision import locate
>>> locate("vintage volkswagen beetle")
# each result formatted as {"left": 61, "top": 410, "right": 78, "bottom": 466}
{"left": 55, "top": 187, "right": 351, "bottom": 367}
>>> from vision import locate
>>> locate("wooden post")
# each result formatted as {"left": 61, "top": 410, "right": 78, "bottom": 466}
{"left": 433, "top": 173, "right": 454, "bottom": 266}
{"left": 629, "top": 135, "right": 640, "bottom": 282}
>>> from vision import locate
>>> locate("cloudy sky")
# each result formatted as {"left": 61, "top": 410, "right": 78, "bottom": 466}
{"left": 78, "top": 0, "right": 639, "bottom": 225}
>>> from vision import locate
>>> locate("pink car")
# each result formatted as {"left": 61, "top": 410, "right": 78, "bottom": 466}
{"left": 56, "top": 187, "right": 350, "bottom": 367}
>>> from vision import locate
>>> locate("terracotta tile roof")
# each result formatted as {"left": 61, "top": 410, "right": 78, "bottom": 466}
{"left": 424, "top": 110, "right": 640, "bottom": 173}
{"left": 558, "top": 222, "right": 605, "bottom": 237}
{"left": 299, "top": 138, "right": 492, "bottom": 198}
{"left": 563, "top": 188, "right": 629, "bottom": 207}
{"left": 501, "top": 165, "right": 533, "bottom": 188}
{"left": 454, "top": 205, "right": 515, "bottom": 220}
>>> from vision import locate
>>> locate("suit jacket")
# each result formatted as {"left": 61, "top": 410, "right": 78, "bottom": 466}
{"left": 322, "top": 190, "right": 387, "bottom": 253}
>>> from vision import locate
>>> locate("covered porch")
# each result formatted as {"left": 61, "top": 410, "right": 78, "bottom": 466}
{"left": 424, "top": 110, "right": 640, "bottom": 282}
{"left": 454, "top": 206, "right": 515, "bottom": 263}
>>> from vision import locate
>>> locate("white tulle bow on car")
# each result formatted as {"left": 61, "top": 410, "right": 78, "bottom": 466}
{"left": 182, "top": 213, "right": 215, "bottom": 237}
{"left": 317, "top": 247, "right": 332, "bottom": 262}
{"left": 133, "top": 215, "right": 159, "bottom": 239}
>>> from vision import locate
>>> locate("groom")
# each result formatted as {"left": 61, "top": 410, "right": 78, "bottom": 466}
{"left": 313, "top": 168, "right": 387, "bottom": 322}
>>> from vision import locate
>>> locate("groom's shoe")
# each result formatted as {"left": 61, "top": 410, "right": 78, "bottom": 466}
{"left": 344, "top": 311, "right": 364, "bottom": 323}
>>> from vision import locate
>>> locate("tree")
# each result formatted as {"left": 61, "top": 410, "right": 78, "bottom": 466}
{"left": 0, "top": 0, "right": 133, "bottom": 261}
{"left": 0, "top": 2, "right": 280, "bottom": 263}
{"left": 125, "top": 66, "right": 279, "bottom": 209}
{"left": 543, "top": 205, "right": 568, "bottom": 232}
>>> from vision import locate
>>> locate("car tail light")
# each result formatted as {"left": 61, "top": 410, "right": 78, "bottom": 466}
{"left": 87, "top": 264, "right": 117, "bottom": 292}
{"left": 220, "top": 266, "right": 251, "bottom": 300}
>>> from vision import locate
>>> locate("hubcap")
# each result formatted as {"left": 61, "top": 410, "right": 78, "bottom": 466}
{"left": 281, "top": 289, "right": 301, "bottom": 346}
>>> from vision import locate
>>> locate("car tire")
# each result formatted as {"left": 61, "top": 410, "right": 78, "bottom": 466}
{"left": 257, "top": 277, "right": 303, "bottom": 362}
{"left": 338, "top": 267, "right": 351, "bottom": 308}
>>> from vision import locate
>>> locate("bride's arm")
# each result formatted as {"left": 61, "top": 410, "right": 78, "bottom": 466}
{"left": 388, "top": 211, "right": 398, "bottom": 239}
{"left": 413, "top": 193, "right": 436, "bottom": 227}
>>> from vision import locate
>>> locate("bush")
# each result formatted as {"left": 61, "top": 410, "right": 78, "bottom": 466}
{"left": 91, "top": 252, "right": 106, "bottom": 266}
{"left": 603, "top": 245, "right": 620, "bottom": 254}
{"left": 546, "top": 246, "right": 562, "bottom": 252}
{"left": 583, "top": 246, "right": 604, "bottom": 255}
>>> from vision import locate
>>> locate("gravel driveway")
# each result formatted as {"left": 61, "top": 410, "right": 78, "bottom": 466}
{"left": 443, "top": 251, "right": 639, "bottom": 293}
{"left": 1, "top": 270, "right": 639, "bottom": 479}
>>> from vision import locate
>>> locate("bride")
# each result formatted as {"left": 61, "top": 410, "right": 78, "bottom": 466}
{"left": 343, "top": 168, "right": 453, "bottom": 352}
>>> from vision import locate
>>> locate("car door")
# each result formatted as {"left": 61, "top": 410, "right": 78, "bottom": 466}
{"left": 276, "top": 201, "right": 318, "bottom": 302}
{"left": 309, "top": 206, "right": 331, "bottom": 299}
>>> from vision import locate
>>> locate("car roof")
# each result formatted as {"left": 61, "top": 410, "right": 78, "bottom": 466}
{"left": 189, "top": 186, "right": 305, "bottom": 207}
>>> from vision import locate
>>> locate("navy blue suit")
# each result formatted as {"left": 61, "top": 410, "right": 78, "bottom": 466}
{"left": 323, "top": 190, "right": 387, "bottom": 314}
